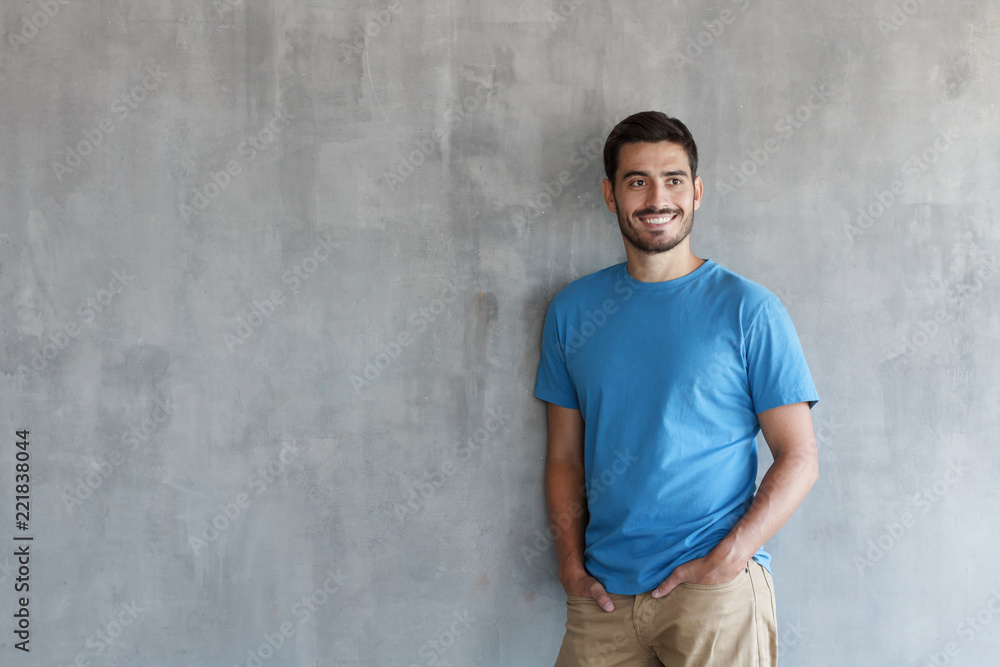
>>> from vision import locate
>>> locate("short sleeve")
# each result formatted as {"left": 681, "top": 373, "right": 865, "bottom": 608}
{"left": 745, "top": 298, "right": 819, "bottom": 414}
{"left": 534, "top": 300, "right": 580, "bottom": 410}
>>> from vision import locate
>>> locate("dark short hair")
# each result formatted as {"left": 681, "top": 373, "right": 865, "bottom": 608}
{"left": 603, "top": 112, "right": 699, "bottom": 182}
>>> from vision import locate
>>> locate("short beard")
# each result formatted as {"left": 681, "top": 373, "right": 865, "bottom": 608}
{"left": 614, "top": 194, "right": 695, "bottom": 255}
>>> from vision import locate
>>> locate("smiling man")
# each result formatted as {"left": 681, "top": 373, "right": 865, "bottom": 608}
{"left": 535, "top": 112, "right": 820, "bottom": 666}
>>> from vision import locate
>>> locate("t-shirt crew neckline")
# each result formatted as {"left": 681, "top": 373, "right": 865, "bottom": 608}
{"left": 618, "top": 258, "right": 717, "bottom": 291}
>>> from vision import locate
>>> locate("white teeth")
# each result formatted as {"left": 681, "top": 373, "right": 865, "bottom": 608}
{"left": 644, "top": 215, "right": 674, "bottom": 225}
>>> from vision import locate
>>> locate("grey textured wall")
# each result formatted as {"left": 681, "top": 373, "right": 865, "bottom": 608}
{"left": 1, "top": 0, "right": 998, "bottom": 665}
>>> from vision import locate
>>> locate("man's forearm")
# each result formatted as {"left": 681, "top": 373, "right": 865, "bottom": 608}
{"left": 545, "top": 457, "right": 590, "bottom": 586}
{"left": 709, "top": 448, "right": 819, "bottom": 570}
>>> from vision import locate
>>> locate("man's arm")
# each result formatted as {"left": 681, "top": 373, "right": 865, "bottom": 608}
{"left": 545, "top": 402, "right": 616, "bottom": 612}
{"left": 651, "top": 401, "right": 819, "bottom": 598}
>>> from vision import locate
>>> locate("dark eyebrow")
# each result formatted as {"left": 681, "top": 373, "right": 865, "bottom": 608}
{"left": 620, "top": 169, "right": 689, "bottom": 182}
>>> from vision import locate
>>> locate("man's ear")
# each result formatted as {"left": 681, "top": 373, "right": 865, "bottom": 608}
{"left": 693, "top": 175, "right": 703, "bottom": 210}
{"left": 601, "top": 178, "right": 617, "bottom": 214}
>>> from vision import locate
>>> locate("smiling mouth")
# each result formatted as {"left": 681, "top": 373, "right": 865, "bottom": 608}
{"left": 638, "top": 212, "right": 679, "bottom": 226}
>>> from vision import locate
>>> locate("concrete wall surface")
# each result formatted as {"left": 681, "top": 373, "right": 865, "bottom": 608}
{"left": 1, "top": 0, "right": 999, "bottom": 665}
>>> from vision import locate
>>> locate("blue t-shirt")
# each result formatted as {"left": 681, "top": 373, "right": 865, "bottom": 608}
{"left": 534, "top": 258, "right": 819, "bottom": 595}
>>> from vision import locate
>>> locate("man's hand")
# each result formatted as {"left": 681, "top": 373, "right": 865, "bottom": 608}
{"left": 649, "top": 554, "right": 745, "bottom": 599}
{"left": 652, "top": 402, "right": 818, "bottom": 600}
{"left": 563, "top": 572, "right": 616, "bottom": 612}
{"left": 546, "top": 403, "right": 618, "bottom": 612}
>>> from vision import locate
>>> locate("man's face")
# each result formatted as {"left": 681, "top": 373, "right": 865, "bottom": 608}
{"left": 601, "top": 141, "right": 703, "bottom": 255}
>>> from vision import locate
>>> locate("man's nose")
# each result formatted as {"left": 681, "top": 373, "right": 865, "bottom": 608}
{"left": 645, "top": 182, "right": 672, "bottom": 210}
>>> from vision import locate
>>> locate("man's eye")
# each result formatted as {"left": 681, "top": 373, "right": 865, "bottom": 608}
{"left": 631, "top": 179, "right": 645, "bottom": 187}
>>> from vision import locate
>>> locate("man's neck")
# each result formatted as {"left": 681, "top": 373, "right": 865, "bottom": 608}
{"left": 623, "top": 243, "right": 705, "bottom": 283}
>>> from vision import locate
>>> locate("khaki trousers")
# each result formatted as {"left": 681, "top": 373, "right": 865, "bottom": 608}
{"left": 554, "top": 561, "right": 777, "bottom": 667}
